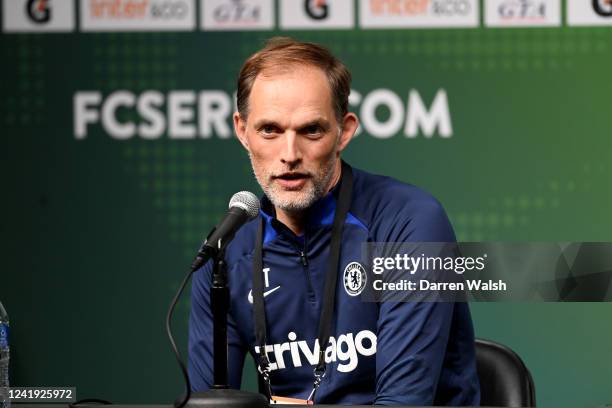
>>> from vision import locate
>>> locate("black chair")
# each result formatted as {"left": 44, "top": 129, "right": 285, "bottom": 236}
{"left": 475, "top": 338, "right": 536, "bottom": 407}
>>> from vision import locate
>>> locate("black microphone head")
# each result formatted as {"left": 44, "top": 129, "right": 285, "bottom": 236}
{"left": 229, "top": 191, "right": 260, "bottom": 220}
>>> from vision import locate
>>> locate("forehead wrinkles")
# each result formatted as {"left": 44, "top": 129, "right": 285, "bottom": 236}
{"left": 247, "top": 66, "right": 334, "bottom": 121}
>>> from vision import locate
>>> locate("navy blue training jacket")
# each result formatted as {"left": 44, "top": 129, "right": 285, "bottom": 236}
{"left": 188, "top": 164, "right": 480, "bottom": 405}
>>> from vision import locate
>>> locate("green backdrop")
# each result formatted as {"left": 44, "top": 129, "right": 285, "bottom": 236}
{"left": 2, "top": 3, "right": 612, "bottom": 408}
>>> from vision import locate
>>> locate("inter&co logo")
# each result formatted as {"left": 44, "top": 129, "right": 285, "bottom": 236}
{"left": 368, "top": 0, "right": 471, "bottom": 17}
{"left": 80, "top": 0, "right": 195, "bottom": 31}
{"left": 360, "top": 0, "right": 478, "bottom": 28}
{"left": 87, "top": 0, "right": 189, "bottom": 20}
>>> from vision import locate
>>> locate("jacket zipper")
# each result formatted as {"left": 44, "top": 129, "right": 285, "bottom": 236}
{"left": 299, "top": 236, "right": 315, "bottom": 302}
{"left": 274, "top": 219, "right": 316, "bottom": 303}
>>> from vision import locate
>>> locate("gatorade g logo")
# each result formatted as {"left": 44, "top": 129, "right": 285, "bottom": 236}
{"left": 26, "top": 0, "right": 52, "bottom": 24}
{"left": 304, "top": 0, "right": 328, "bottom": 20}
{"left": 593, "top": 0, "right": 612, "bottom": 16}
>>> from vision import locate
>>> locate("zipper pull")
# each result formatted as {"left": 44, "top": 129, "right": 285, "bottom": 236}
{"left": 300, "top": 251, "right": 309, "bottom": 267}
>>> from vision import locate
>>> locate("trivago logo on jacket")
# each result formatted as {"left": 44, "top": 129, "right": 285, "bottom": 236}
{"left": 254, "top": 330, "right": 377, "bottom": 373}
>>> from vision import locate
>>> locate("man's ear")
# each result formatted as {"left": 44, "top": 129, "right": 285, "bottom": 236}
{"left": 337, "top": 112, "right": 359, "bottom": 153}
{"left": 233, "top": 111, "right": 249, "bottom": 151}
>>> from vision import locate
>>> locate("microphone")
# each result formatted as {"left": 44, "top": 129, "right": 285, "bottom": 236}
{"left": 191, "top": 191, "right": 260, "bottom": 272}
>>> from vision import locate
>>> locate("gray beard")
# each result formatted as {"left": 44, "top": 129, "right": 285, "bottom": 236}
{"left": 250, "top": 153, "right": 338, "bottom": 214}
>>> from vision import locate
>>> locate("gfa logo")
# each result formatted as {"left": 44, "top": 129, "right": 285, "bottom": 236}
{"left": 247, "top": 268, "right": 281, "bottom": 304}
{"left": 27, "top": 0, "right": 51, "bottom": 24}
{"left": 304, "top": 0, "right": 328, "bottom": 20}
{"left": 593, "top": 0, "right": 612, "bottom": 16}
{"left": 499, "top": 0, "right": 546, "bottom": 19}
{"left": 214, "top": 0, "right": 261, "bottom": 23}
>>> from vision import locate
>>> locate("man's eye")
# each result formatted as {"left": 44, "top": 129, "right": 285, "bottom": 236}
{"left": 259, "top": 125, "right": 278, "bottom": 136}
{"left": 304, "top": 125, "right": 323, "bottom": 136}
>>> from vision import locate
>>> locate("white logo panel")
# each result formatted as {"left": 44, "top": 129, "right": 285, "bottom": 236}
{"left": 485, "top": 0, "right": 561, "bottom": 27}
{"left": 567, "top": 0, "right": 612, "bottom": 26}
{"left": 201, "top": 0, "right": 274, "bottom": 31}
{"left": 80, "top": 0, "right": 196, "bottom": 31}
{"left": 2, "top": 0, "right": 75, "bottom": 32}
{"left": 280, "top": 0, "right": 354, "bottom": 29}
{"left": 359, "top": 0, "right": 479, "bottom": 28}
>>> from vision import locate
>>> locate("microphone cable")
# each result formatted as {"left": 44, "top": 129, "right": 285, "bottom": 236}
{"left": 166, "top": 267, "right": 197, "bottom": 408}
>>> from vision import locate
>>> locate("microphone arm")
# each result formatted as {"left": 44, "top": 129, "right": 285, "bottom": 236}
{"left": 191, "top": 239, "right": 217, "bottom": 273}
{"left": 191, "top": 207, "right": 251, "bottom": 272}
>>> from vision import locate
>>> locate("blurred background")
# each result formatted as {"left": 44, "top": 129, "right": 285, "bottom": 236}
{"left": 1, "top": 0, "right": 612, "bottom": 407}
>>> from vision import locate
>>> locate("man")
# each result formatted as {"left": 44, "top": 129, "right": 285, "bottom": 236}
{"left": 189, "top": 37, "right": 480, "bottom": 405}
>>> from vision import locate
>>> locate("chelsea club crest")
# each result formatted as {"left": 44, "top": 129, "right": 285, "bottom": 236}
{"left": 343, "top": 262, "right": 367, "bottom": 296}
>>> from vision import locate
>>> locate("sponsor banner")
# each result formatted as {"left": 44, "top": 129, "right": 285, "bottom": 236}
{"left": 567, "top": 0, "right": 612, "bottom": 26}
{"left": 279, "top": 0, "right": 354, "bottom": 30}
{"left": 484, "top": 0, "right": 561, "bottom": 27}
{"left": 359, "top": 0, "right": 479, "bottom": 29}
{"left": 2, "top": 0, "right": 75, "bottom": 32}
{"left": 201, "top": 0, "right": 274, "bottom": 31}
{"left": 80, "top": 0, "right": 196, "bottom": 31}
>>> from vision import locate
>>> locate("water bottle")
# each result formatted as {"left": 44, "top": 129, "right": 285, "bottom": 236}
{"left": 0, "top": 301, "right": 9, "bottom": 408}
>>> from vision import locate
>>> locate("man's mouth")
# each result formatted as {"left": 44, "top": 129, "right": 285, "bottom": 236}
{"left": 273, "top": 172, "right": 311, "bottom": 190}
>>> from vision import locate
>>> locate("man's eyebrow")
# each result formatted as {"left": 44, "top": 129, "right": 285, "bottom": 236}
{"left": 253, "top": 119, "right": 283, "bottom": 129}
{"left": 296, "top": 119, "right": 331, "bottom": 131}
{"left": 252, "top": 118, "right": 332, "bottom": 131}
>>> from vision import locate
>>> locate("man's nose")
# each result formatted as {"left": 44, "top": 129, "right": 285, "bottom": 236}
{"left": 280, "top": 132, "right": 301, "bottom": 167}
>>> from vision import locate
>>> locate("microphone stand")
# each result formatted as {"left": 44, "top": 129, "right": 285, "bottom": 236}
{"left": 211, "top": 249, "right": 230, "bottom": 388}
{"left": 171, "top": 245, "right": 268, "bottom": 408}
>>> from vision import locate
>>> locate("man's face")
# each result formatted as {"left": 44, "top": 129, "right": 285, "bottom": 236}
{"left": 234, "top": 65, "right": 356, "bottom": 213}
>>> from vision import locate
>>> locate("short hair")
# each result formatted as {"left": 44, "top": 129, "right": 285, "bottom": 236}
{"left": 236, "top": 37, "right": 352, "bottom": 124}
